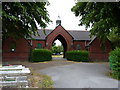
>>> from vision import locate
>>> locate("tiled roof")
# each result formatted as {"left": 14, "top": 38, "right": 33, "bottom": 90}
{"left": 30, "top": 29, "right": 91, "bottom": 41}
{"left": 67, "top": 30, "right": 91, "bottom": 40}
{"left": 30, "top": 29, "right": 52, "bottom": 40}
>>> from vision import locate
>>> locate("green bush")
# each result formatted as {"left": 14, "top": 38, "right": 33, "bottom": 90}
{"left": 32, "top": 49, "right": 52, "bottom": 62}
{"left": 65, "top": 50, "right": 89, "bottom": 62}
{"left": 109, "top": 48, "right": 120, "bottom": 80}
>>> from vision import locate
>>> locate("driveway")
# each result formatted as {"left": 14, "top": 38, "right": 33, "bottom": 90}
{"left": 39, "top": 63, "right": 119, "bottom": 88}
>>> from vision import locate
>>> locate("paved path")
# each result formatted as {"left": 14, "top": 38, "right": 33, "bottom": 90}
{"left": 5, "top": 58, "right": 76, "bottom": 70}
{"left": 52, "top": 57, "right": 67, "bottom": 60}
{"left": 39, "top": 63, "right": 119, "bottom": 88}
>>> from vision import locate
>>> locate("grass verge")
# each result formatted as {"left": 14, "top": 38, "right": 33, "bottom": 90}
{"left": 106, "top": 71, "right": 120, "bottom": 80}
{"left": 28, "top": 68, "right": 53, "bottom": 88}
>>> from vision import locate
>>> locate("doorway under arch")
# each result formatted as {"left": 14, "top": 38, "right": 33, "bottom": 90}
{"left": 52, "top": 35, "right": 67, "bottom": 58}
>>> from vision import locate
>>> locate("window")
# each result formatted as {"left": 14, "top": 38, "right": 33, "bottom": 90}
{"left": 10, "top": 42, "right": 16, "bottom": 52}
{"left": 37, "top": 43, "right": 42, "bottom": 48}
{"left": 76, "top": 44, "right": 80, "bottom": 50}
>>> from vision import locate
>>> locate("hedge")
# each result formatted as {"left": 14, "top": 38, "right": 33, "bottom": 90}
{"left": 109, "top": 48, "right": 120, "bottom": 80}
{"left": 32, "top": 49, "right": 52, "bottom": 62}
{"left": 65, "top": 50, "right": 89, "bottom": 62}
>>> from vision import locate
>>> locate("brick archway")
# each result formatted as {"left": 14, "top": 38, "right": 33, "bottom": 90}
{"left": 45, "top": 26, "right": 73, "bottom": 55}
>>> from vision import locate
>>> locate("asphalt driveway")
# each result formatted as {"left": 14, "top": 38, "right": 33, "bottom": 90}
{"left": 39, "top": 63, "right": 119, "bottom": 88}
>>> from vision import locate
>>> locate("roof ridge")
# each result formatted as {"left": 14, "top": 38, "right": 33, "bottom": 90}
{"left": 38, "top": 29, "right": 89, "bottom": 32}
{"left": 67, "top": 30, "right": 89, "bottom": 32}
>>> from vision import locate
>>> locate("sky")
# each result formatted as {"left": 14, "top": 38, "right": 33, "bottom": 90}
{"left": 45, "top": 0, "right": 87, "bottom": 30}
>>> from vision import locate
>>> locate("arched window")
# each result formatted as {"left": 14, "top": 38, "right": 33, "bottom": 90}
{"left": 10, "top": 42, "right": 16, "bottom": 52}
{"left": 37, "top": 43, "right": 42, "bottom": 48}
{"left": 76, "top": 44, "right": 80, "bottom": 50}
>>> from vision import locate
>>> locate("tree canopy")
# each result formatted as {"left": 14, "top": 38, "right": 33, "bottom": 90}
{"left": 52, "top": 45, "right": 63, "bottom": 54}
{"left": 108, "top": 27, "right": 120, "bottom": 47}
{"left": 2, "top": 2, "right": 51, "bottom": 39}
{"left": 71, "top": 2, "right": 120, "bottom": 47}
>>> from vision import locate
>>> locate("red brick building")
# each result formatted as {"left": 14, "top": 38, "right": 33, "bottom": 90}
{"left": 3, "top": 37, "right": 31, "bottom": 61}
{"left": 87, "top": 37, "right": 112, "bottom": 61}
{"left": 2, "top": 19, "right": 112, "bottom": 62}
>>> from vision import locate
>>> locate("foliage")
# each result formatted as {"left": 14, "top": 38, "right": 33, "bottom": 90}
{"left": 109, "top": 48, "right": 120, "bottom": 80}
{"left": 108, "top": 27, "right": 120, "bottom": 48}
{"left": 71, "top": 2, "right": 120, "bottom": 46}
{"left": 32, "top": 49, "right": 52, "bottom": 62}
{"left": 2, "top": 2, "right": 51, "bottom": 39}
{"left": 65, "top": 50, "right": 89, "bottom": 62}
{"left": 52, "top": 45, "right": 63, "bottom": 54}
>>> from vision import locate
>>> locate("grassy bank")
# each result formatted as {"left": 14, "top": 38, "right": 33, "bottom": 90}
{"left": 28, "top": 69, "right": 53, "bottom": 88}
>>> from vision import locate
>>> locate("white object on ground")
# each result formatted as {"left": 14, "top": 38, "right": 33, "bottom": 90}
{"left": 0, "top": 65, "right": 25, "bottom": 70}
{"left": 0, "top": 65, "right": 30, "bottom": 75}
{"left": 0, "top": 65, "right": 30, "bottom": 87}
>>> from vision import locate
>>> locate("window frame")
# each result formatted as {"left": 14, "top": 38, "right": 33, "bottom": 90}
{"left": 37, "top": 43, "right": 42, "bottom": 49}
{"left": 76, "top": 44, "right": 81, "bottom": 50}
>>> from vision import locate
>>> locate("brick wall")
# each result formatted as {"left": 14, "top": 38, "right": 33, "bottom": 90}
{"left": 3, "top": 37, "right": 31, "bottom": 61}
{"left": 30, "top": 40, "right": 46, "bottom": 49}
{"left": 73, "top": 41, "right": 89, "bottom": 50}
{"left": 89, "top": 38, "right": 112, "bottom": 61}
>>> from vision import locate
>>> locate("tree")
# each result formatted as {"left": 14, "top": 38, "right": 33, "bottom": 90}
{"left": 52, "top": 45, "right": 63, "bottom": 54}
{"left": 71, "top": 2, "right": 120, "bottom": 47}
{"left": 2, "top": 2, "right": 51, "bottom": 39}
{"left": 108, "top": 27, "right": 120, "bottom": 47}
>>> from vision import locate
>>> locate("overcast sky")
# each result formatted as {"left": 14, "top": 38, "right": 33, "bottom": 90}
{"left": 45, "top": 0, "right": 87, "bottom": 30}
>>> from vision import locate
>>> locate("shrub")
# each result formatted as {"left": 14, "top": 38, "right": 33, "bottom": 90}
{"left": 109, "top": 47, "right": 120, "bottom": 80}
{"left": 32, "top": 49, "right": 52, "bottom": 62}
{"left": 65, "top": 50, "right": 89, "bottom": 62}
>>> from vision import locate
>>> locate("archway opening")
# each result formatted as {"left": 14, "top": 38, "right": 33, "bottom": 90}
{"left": 52, "top": 35, "right": 67, "bottom": 58}
{"left": 52, "top": 39, "right": 63, "bottom": 57}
